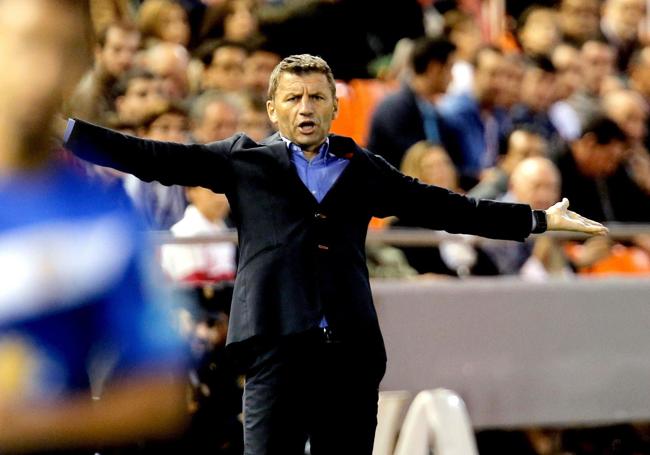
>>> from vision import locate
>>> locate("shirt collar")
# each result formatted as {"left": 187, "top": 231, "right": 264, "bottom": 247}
{"left": 281, "top": 135, "right": 331, "bottom": 162}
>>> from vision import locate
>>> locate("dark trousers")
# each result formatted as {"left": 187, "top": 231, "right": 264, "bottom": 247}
{"left": 242, "top": 330, "right": 386, "bottom": 455}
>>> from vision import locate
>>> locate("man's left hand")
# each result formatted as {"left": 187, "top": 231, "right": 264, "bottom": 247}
{"left": 545, "top": 198, "right": 609, "bottom": 235}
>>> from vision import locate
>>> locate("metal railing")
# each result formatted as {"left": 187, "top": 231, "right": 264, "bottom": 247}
{"left": 151, "top": 223, "right": 650, "bottom": 246}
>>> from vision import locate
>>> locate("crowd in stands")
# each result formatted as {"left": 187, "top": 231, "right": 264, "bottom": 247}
{"left": 59, "top": 0, "right": 650, "bottom": 453}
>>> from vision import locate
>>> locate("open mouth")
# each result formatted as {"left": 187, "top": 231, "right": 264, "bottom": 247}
{"left": 298, "top": 121, "right": 316, "bottom": 134}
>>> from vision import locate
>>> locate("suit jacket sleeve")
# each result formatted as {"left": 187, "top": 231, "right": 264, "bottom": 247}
{"left": 367, "top": 153, "right": 534, "bottom": 241}
{"left": 64, "top": 119, "right": 235, "bottom": 193}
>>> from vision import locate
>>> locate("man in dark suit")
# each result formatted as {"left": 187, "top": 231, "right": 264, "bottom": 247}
{"left": 367, "top": 36, "right": 455, "bottom": 169}
{"left": 63, "top": 54, "right": 607, "bottom": 455}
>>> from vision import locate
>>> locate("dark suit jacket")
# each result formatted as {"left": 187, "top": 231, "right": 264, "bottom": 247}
{"left": 366, "top": 84, "right": 428, "bottom": 168}
{"left": 66, "top": 119, "right": 536, "bottom": 360}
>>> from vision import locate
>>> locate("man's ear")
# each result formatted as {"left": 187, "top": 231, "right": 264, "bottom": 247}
{"left": 332, "top": 97, "right": 339, "bottom": 120}
{"left": 266, "top": 99, "right": 277, "bottom": 124}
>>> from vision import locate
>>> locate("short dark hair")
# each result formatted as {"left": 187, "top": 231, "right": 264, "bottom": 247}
{"left": 267, "top": 54, "right": 336, "bottom": 101}
{"left": 136, "top": 101, "right": 188, "bottom": 130}
{"left": 111, "top": 68, "right": 157, "bottom": 99}
{"left": 581, "top": 116, "right": 627, "bottom": 144}
{"left": 195, "top": 38, "right": 249, "bottom": 66}
{"left": 410, "top": 37, "right": 456, "bottom": 75}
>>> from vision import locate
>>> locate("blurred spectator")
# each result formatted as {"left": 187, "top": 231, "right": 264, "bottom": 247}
{"left": 482, "top": 157, "right": 571, "bottom": 278}
{"left": 495, "top": 54, "right": 525, "bottom": 110}
{"left": 392, "top": 141, "right": 499, "bottom": 277}
{"left": 161, "top": 186, "right": 236, "bottom": 284}
{"left": 243, "top": 37, "right": 282, "bottom": 98}
{"left": 237, "top": 93, "right": 274, "bottom": 142}
{"left": 516, "top": 6, "right": 561, "bottom": 59}
{"left": 0, "top": 0, "right": 186, "bottom": 452}
{"left": 549, "top": 43, "right": 584, "bottom": 141}
{"left": 437, "top": 46, "right": 510, "bottom": 186}
{"left": 221, "top": 0, "right": 260, "bottom": 43}
{"left": 112, "top": 68, "right": 167, "bottom": 125}
{"left": 556, "top": 116, "right": 650, "bottom": 222}
{"left": 510, "top": 57, "right": 561, "bottom": 147}
{"left": 201, "top": 40, "right": 248, "bottom": 92}
{"left": 143, "top": 41, "right": 192, "bottom": 100}
{"left": 138, "top": 0, "right": 191, "bottom": 48}
{"left": 66, "top": 21, "right": 141, "bottom": 124}
{"left": 558, "top": 0, "right": 602, "bottom": 47}
{"left": 443, "top": 9, "right": 483, "bottom": 95}
{"left": 124, "top": 103, "right": 190, "bottom": 229}
{"left": 190, "top": 91, "right": 241, "bottom": 144}
{"left": 90, "top": 0, "right": 137, "bottom": 34}
{"left": 567, "top": 40, "right": 616, "bottom": 130}
{"left": 603, "top": 89, "right": 648, "bottom": 144}
{"left": 603, "top": 89, "right": 650, "bottom": 196}
{"left": 469, "top": 127, "right": 548, "bottom": 200}
{"left": 601, "top": 0, "right": 646, "bottom": 72}
{"left": 367, "top": 37, "right": 455, "bottom": 168}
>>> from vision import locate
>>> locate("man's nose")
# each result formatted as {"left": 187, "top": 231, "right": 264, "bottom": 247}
{"left": 298, "top": 95, "right": 314, "bottom": 114}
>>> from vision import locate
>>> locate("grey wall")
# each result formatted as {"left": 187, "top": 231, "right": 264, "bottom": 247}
{"left": 373, "top": 277, "right": 650, "bottom": 429}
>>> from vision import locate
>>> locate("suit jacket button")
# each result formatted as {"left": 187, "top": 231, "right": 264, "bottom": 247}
{"left": 314, "top": 212, "right": 327, "bottom": 220}
{"left": 317, "top": 244, "right": 329, "bottom": 250}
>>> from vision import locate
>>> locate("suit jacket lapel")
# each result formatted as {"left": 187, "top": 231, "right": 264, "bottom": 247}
{"left": 261, "top": 133, "right": 319, "bottom": 205}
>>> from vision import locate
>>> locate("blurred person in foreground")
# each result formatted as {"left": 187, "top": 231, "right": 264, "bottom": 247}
{"left": 0, "top": 0, "right": 187, "bottom": 453}
{"left": 61, "top": 53, "right": 607, "bottom": 455}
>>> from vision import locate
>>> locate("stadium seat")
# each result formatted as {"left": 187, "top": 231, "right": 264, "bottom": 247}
{"left": 372, "top": 390, "right": 411, "bottom": 455}
{"left": 393, "top": 388, "right": 479, "bottom": 455}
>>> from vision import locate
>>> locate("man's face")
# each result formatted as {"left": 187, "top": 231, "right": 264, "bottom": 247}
{"left": 607, "top": 97, "right": 647, "bottom": 142}
{"left": 521, "top": 68, "right": 557, "bottom": 112}
{"left": 519, "top": 9, "right": 560, "bottom": 56}
{"left": 97, "top": 26, "right": 140, "bottom": 78}
{"left": 573, "top": 137, "right": 626, "bottom": 177}
{"left": 419, "top": 148, "right": 457, "bottom": 189}
{"left": 560, "top": 0, "right": 601, "bottom": 42}
{"left": 581, "top": 41, "right": 615, "bottom": 94}
{"left": 266, "top": 72, "right": 337, "bottom": 153}
{"left": 117, "top": 77, "right": 165, "bottom": 124}
{"left": 553, "top": 46, "right": 583, "bottom": 99}
{"left": 204, "top": 46, "right": 246, "bottom": 91}
{"left": 193, "top": 101, "right": 239, "bottom": 143}
{"left": 145, "top": 113, "right": 188, "bottom": 143}
{"left": 474, "top": 50, "right": 508, "bottom": 107}
{"left": 0, "top": 0, "right": 88, "bottom": 147}
{"left": 244, "top": 50, "right": 281, "bottom": 96}
{"left": 239, "top": 108, "right": 272, "bottom": 142}
{"left": 604, "top": 0, "right": 646, "bottom": 40}
{"left": 512, "top": 165, "right": 561, "bottom": 210}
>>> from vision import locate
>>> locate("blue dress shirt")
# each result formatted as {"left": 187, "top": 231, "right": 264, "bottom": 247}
{"left": 283, "top": 137, "right": 349, "bottom": 328}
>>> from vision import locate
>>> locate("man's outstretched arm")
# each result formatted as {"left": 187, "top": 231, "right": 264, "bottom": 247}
{"left": 62, "top": 118, "right": 236, "bottom": 193}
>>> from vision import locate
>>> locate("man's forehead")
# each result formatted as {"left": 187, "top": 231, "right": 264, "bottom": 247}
{"left": 276, "top": 72, "right": 329, "bottom": 90}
